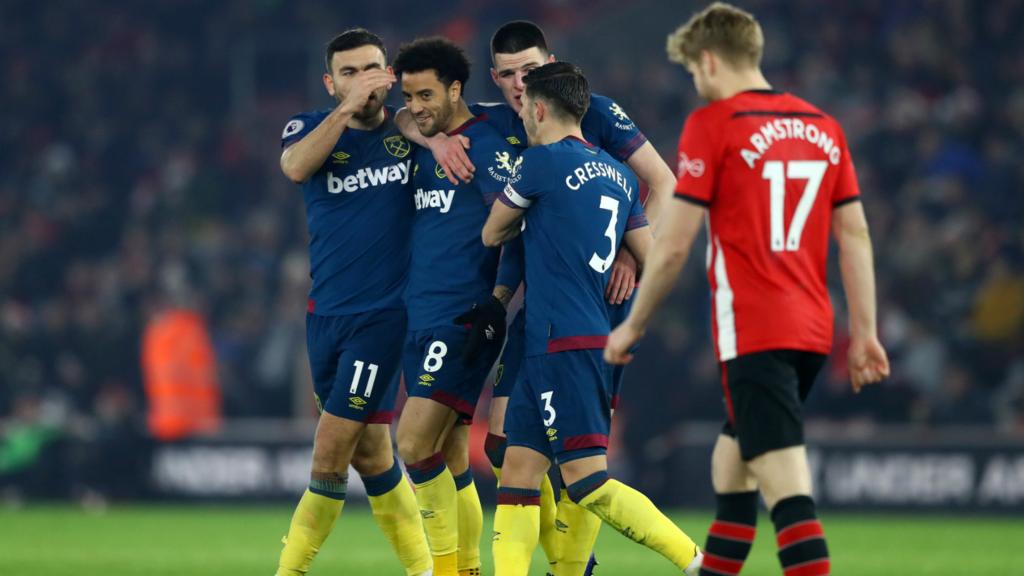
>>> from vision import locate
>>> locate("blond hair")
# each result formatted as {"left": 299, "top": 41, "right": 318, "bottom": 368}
{"left": 667, "top": 2, "right": 764, "bottom": 69}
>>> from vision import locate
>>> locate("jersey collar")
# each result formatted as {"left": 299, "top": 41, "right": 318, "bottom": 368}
{"left": 563, "top": 135, "right": 595, "bottom": 148}
{"left": 447, "top": 113, "right": 488, "bottom": 136}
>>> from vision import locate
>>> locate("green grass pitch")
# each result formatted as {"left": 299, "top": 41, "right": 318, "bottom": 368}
{"left": 1, "top": 505, "right": 1019, "bottom": 575}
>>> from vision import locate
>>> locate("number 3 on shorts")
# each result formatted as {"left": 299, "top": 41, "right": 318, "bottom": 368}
{"left": 423, "top": 340, "right": 448, "bottom": 373}
{"left": 541, "top": 390, "right": 557, "bottom": 427}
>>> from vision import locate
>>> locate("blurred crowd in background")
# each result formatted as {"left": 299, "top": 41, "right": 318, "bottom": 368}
{"left": 1, "top": 0, "right": 1022, "bottom": 500}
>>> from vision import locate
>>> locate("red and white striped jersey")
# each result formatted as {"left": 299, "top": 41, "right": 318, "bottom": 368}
{"left": 674, "top": 90, "right": 860, "bottom": 361}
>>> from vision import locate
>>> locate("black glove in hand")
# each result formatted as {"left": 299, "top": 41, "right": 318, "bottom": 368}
{"left": 453, "top": 296, "right": 507, "bottom": 364}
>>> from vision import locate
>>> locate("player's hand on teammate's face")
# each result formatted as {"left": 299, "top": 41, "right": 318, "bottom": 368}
{"left": 338, "top": 69, "right": 396, "bottom": 116}
{"left": 427, "top": 133, "right": 474, "bottom": 185}
{"left": 847, "top": 337, "right": 890, "bottom": 393}
{"left": 606, "top": 248, "right": 637, "bottom": 305}
{"left": 604, "top": 322, "right": 642, "bottom": 365}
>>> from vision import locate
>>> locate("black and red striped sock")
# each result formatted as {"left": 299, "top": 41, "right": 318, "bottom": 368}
{"left": 699, "top": 491, "right": 758, "bottom": 576}
{"left": 771, "top": 495, "right": 830, "bottom": 576}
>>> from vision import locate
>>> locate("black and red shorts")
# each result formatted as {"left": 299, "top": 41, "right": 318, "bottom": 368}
{"left": 719, "top": 349, "right": 827, "bottom": 461}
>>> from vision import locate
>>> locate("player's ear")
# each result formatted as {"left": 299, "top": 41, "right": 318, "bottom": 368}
{"left": 449, "top": 80, "right": 462, "bottom": 103}
{"left": 701, "top": 50, "right": 715, "bottom": 76}
{"left": 386, "top": 65, "right": 395, "bottom": 75}
{"left": 547, "top": 53, "right": 556, "bottom": 63}
{"left": 490, "top": 67, "right": 501, "bottom": 86}
{"left": 323, "top": 73, "right": 335, "bottom": 97}
{"left": 534, "top": 99, "right": 545, "bottom": 123}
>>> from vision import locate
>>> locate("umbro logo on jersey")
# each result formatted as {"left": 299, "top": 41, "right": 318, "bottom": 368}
{"left": 331, "top": 151, "right": 350, "bottom": 164}
{"left": 414, "top": 188, "right": 455, "bottom": 213}
{"left": 506, "top": 136, "right": 521, "bottom": 145}
{"left": 327, "top": 160, "right": 410, "bottom": 194}
{"left": 677, "top": 153, "right": 705, "bottom": 178}
{"left": 383, "top": 135, "right": 410, "bottom": 158}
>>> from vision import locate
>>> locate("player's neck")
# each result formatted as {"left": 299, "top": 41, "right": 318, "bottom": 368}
{"left": 443, "top": 101, "right": 474, "bottom": 134}
{"left": 535, "top": 122, "right": 584, "bottom": 146}
{"left": 348, "top": 107, "right": 386, "bottom": 131}
{"left": 716, "top": 69, "right": 772, "bottom": 101}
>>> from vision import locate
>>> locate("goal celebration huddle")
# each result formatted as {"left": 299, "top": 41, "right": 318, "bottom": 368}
{"left": 275, "top": 3, "right": 889, "bottom": 575}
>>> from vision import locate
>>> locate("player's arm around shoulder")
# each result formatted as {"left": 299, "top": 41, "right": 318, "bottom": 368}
{"left": 394, "top": 107, "right": 475, "bottom": 186}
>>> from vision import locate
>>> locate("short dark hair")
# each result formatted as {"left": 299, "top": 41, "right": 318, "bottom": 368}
{"left": 491, "top": 20, "right": 549, "bottom": 59}
{"left": 392, "top": 37, "right": 470, "bottom": 89}
{"left": 325, "top": 28, "right": 387, "bottom": 72}
{"left": 523, "top": 62, "right": 590, "bottom": 123}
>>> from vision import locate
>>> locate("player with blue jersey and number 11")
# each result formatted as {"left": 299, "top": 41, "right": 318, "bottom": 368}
{"left": 275, "top": 29, "right": 432, "bottom": 576}
{"left": 481, "top": 62, "right": 703, "bottom": 576}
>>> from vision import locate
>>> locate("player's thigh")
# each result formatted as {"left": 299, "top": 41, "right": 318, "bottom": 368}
{"left": 306, "top": 312, "right": 343, "bottom": 415}
{"left": 747, "top": 445, "right": 811, "bottom": 509}
{"left": 488, "top": 396, "right": 510, "bottom": 436}
{"left": 311, "top": 410, "right": 367, "bottom": 475}
{"left": 396, "top": 395, "right": 459, "bottom": 462}
{"left": 321, "top": 309, "right": 405, "bottom": 424}
{"left": 351, "top": 423, "right": 395, "bottom": 477}
{"left": 403, "top": 325, "right": 489, "bottom": 423}
{"left": 723, "top": 350, "right": 806, "bottom": 462}
{"left": 558, "top": 454, "right": 608, "bottom": 487}
{"left": 501, "top": 445, "right": 551, "bottom": 490}
{"left": 710, "top": 433, "right": 758, "bottom": 493}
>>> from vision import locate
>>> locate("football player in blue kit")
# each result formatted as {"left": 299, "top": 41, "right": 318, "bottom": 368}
{"left": 397, "top": 21, "right": 680, "bottom": 575}
{"left": 482, "top": 62, "right": 703, "bottom": 576}
{"left": 274, "top": 29, "right": 432, "bottom": 576}
{"left": 392, "top": 37, "right": 522, "bottom": 576}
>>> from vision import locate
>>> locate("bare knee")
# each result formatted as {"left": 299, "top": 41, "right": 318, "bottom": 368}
{"left": 442, "top": 426, "right": 470, "bottom": 475}
{"left": 711, "top": 434, "right": 758, "bottom": 493}
{"left": 501, "top": 446, "right": 550, "bottom": 489}
{"left": 747, "top": 445, "right": 812, "bottom": 509}
{"left": 396, "top": 427, "right": 437, "bottom": 464}
{"left": 310, "top": 414, "right": 362, "bottom": 475}
{"left": 351, "top": 426, "right": 395, "bottom": 477}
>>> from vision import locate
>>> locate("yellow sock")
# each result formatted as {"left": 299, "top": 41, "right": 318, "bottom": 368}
{"left": 493, "top": 489, "right": 542, "bottom": 576}
{"left": 537, "top": 475, "right": 559, "bottom": 565}
{"left": 553, "top": 488, "right": 601, "bottom": 576}
{"left": 365, "top": 460, "right": 433, "bottom": 576}
{"left": 277, "top": 488, "right": 345, "bottom": 575}
{"left": 454, "top": 469, "right": 482, "bottom": 574}
{"left": 576, "top": 477, "right": 699, "bottom": 569}
{"left": 407, "top": 454, "right": 459, "bottom": 575}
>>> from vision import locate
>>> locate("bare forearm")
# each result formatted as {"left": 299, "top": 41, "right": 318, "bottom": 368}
{"left": 395, "top": 107, "right": 429, "bottom": 147}
{"left": 281, "top": 108, "right": 352, "bottom": 182}
{"left": 838, "top": 232, "right": 879, "bottom": 340}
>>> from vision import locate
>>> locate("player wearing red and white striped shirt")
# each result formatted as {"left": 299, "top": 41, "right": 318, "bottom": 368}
{"left": 605, "top": 3, "right": 890, "bottom": 575}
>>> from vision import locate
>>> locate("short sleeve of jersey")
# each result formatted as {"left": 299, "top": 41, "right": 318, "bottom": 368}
{"left": 582, "top": 94, "right": 648, "bottom": 162}
{"left": 470, "top": 133, "right": 521, "bottom": 205}
{"left": 673, "top": 108, "right": 718, "bottom": 206}
{"left": 499, "top": 147, "right": 546, "bottom": 210}
{"left": 832, "top": 126, "right": 861, "bottom": 206}
{"left": 626, "top": 173, "right": 648, "bottom": 231}
{"left": 280, "top": 111, "right": 322, "bottom": 148}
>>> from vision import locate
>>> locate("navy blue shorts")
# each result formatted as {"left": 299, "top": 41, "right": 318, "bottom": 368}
{"left": 306, "top": 308, "right": 405, "bottom": 423}
{"left": 403, "top": 325, "right": 501, "bottom": 422}
{"left": 493, "top": 310, "right": 526, "bottom": 399}
{"left": 504, "top": 349, "right": 614, "bottom": 463}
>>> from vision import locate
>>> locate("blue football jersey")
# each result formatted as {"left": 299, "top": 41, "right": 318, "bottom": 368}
{"left": 499, "top": 137, "right": 648, "bottom": 357}
{"left": 405, "top": 115, "right": 522, "bottom": 331}
{"left": 469, "top": 93, "right": 647, "bottom": 161}
{"left": 281, "top": 106, "right": 414, "bottom": 316}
